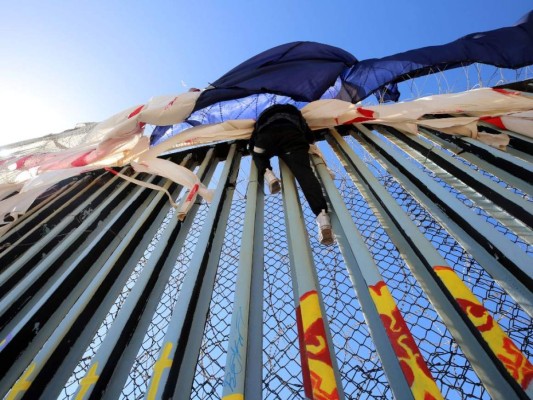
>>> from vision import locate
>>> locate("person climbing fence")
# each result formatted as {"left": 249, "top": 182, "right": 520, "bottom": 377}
{"left": 249, "top": 103, "right": 334, "bottom": 245}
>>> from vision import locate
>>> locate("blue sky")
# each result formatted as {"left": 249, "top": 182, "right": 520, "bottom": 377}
{"left": 0, "top": 1, "right": 531, "bottom": 146}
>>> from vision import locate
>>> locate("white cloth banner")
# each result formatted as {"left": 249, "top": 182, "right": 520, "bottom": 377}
{"left": 1, "top": 87, "right": 532, "bottom": 235}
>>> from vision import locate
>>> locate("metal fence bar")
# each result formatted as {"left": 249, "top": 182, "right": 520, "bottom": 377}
{"left": 0, "top": 175, "right": 91, "bottom": 247}
{"left": 245, "top": 170, "right": 264, "bottom": 399}
{"left": 220, "top": 161, "right": 261, "bottom": 399}
{"left": 0, "top": 166, "right": 130, "bottom": 296}
{"left": 311, "top": 152, "right": 443, "bottom": 400}
{"left": 327, "top": 128, "right": 533, "bottom": 398}
{"left": 376, "top": 125, "right": 533, "bottom": 229}
{"left": 418, "top": 127, "right": 533, "bottom": 196}
{"left": 144, "top": 143, "right": 240, "bottom": 399}
{"left": 0, "top": 166, "right": 184, "bottom": 399}
{"left": 173, "top": 152, "right": 242, "bottom": 398}
{"left": 280, "top": 159, "right": 345, "bottom": 400}
{"left": 99, "top": 150, "right": 218, "bottom": 400}
{"left": 425, "top": 128, "right": 532, "bottom": 184}
{"left": 355, "top": 125, "right": 532, "bottom": 290}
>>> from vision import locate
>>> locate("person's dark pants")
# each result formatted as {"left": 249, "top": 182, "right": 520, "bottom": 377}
{"left": 251, "top": 127, "right": 328, "bottom": 216}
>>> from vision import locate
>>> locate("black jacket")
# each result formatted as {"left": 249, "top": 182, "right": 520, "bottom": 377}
{"left": 249, "top": 104, "right": 313, "bottom": 151}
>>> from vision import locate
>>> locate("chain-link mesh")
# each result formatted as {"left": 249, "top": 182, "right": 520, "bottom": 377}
{"left": 416, "top": 129, "right": 532, "bottom": 201}
{"left": 318, "top": 142, "right": 489, "bottom": 399}
{"left": 4, "top": 124, "right": 529, "bottom": 400}
{"left": 189, "top": 158, "right": 249, "bottom": 399}
{"left": 119, "top": 200, "right": 212, "bottom": 399}
{"left": 20, "top": 131, "right": 528, "bottom": 400}
{"left": 345, "top": 134, "right": 533, "bottom": 358}
{"left": 0, "top": 66, "right": 531, "bottom": 400}
{"left": 54, "top": 138, "right": 533, "bottom": 399}
{"left": 367, "top": 129, "right": 533, "bottom": 255}
{"left": 262, "top": 191, "right": 303, "bottom": 399}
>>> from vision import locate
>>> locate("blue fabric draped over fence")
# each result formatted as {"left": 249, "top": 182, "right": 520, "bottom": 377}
{"left": 151, "top": 10, "right": 533, "bottom": 145}
{"left": 342, "top": 10, "right": 533, "bottom": 102}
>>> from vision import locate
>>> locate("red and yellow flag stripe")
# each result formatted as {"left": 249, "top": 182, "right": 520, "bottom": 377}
{"left": 297, "top": 290, "right": 340, "bottom": 400}
{"left": 434, "top": 266, "right": 533, "bottom": 390}
{"left": 369, "top": 281, "right": 443, "bottom": 400}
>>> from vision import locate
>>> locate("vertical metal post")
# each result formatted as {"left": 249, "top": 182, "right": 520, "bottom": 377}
{"left": 327, "top": 128, "right": 532, "bottom": 399}
{"left": 144, "top": 144, "right": 240, "bottom": 400}
{"left": 355, "top": 125, "right": 532, "bottom": 289}
{"left": 280, "top": 160, "right": 345, "bottom": 400}
{"left": 221, "top": 161, "right": 263, "bottom": 400}
{"left": 98, "top": 150, "right": 217, "bottom": 400}
{"left": 245, "top": 170, "right": 264, "bottom": 399}
{"left": 172, "top": 150, "right": 243, "bottom": 397}
{"left": 310, "top": 152, "right": 444, "bottom": 400}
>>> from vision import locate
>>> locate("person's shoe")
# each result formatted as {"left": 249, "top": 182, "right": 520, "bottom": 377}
{"left": 264, "top": 169, "right": 281, "bottom": 194}
{"left": 316, "top": 210, "right": 334, "bottom": 245}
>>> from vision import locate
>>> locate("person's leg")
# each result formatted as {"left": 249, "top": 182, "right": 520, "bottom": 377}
{"left": 279, "top": 144, "right": 334, "bottom": 245}
{"left": 251, "top": 131, "right": 273, "bottom": 173}
{"left": 251, "top": 133, "right": 280, "bottom": 194}
{"left": 251, "top": 151, "right": 272, "bottom": 177}
{"left": 280, "top": 149, "right": 327, "bottom": 216}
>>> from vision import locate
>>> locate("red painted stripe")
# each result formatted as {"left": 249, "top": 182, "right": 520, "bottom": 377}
{"left": 128, "top": 105, "right": 144, "bottom": 119}
{"left": 433, "top": 265, "right": 453, "bottom": 272}
{"left": 492, "top": 88, "right": 519, "bottom": 96}
{"left": 300, "top": 289, "right": 317, "bottom": 302}
{"left": 479, "top": 116, "right": 506, "bottom": 130}
{"left": 104, "top": 167, "right": 118, "bottom": 175}
{"left": 71, "top": 151, "right": 93, "bottom": 167}
{"left": 185, "top": 184, "right": 199, "bottom": 202}
{"left": 296, "top": 304, "right": 313, "bottom": 398}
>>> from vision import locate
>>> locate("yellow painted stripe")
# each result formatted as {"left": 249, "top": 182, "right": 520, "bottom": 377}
{"left": 222, "top": 394, "right": 244, "bottom": 400}
{"left": 369, "top": 281, "right": 443, "bottom": 400}
{"left": 75, "top": 363, "right": 99, "bottom": 400}
{"left": 300, "top": 291, "right": 339, "bottom": 400}
{"left": 434, "top": 266, "right": 533, "bottom": 389}
{"left": 7, "top": 362, "right": 36, "bottom": 400}
{"left": 147, "top": 342, "right": 174, "bottom": 400}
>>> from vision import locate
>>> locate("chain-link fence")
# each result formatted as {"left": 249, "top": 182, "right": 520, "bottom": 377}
{"left": 0, "top": 119, "right": 531, "bottom": 399}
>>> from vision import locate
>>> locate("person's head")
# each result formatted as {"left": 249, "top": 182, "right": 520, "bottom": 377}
{"left": 255, "top": 103, "right": 302, "bottom": 125}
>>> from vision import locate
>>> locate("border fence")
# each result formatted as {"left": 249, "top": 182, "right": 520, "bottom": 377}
{"left": 0, "top": 115, "right": 531, "bottom": 399}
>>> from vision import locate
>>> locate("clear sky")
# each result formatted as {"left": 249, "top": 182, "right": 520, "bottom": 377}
{"left": 0, "top": 1, "right": 531, "bottom": 146}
